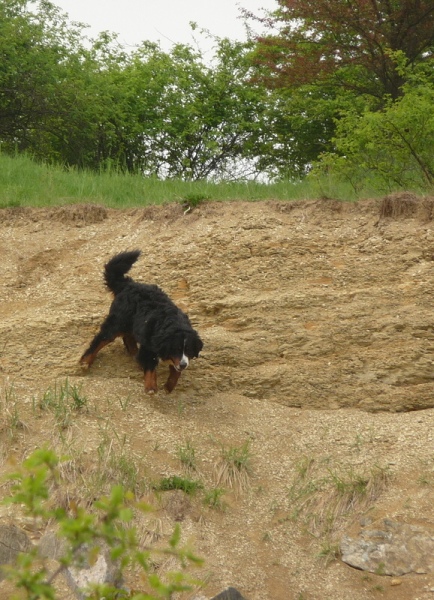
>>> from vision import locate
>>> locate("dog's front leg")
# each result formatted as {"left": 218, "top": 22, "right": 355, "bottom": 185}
{"left": 164, "top": 365, "right": 181, "bottom": 394}
{"left": 137, "top": 347, "right": 159, "bottom": 394}
{"left": 144, "top": 370, "right": 158, "bottom": 394}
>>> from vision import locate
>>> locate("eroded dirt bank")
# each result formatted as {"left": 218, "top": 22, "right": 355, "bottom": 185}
{"left": 0, "top": 196, "right": 434, "bottom": 599}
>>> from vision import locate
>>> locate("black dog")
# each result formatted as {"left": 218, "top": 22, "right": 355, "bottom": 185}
{"left": 80, "top": 250, "right": 203, "bottom": 394}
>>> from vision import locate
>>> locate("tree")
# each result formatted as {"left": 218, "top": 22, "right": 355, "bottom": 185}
{"left": 0, "top": 2, "right": 274, "bottom": 180}
{"left": 252, "top": 84, "right": 338, "bottom": 179}
{"left": 250, "top": 0, "right": 434, "bottom": 100}
{"left": 312, "top": 61, "right": 434, "bottom": 191}
{"left": 114, "top": 39, "right": 271, "bottom": 180}
{"left": 45, "top": 32, "right": 133, "bottom": 170}
{"left": 0, "top": 0, "right": 89, "bottom": 157}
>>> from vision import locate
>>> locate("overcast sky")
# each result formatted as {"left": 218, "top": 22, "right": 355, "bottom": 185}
{"left": 53, "top": 0, "right": 276, "bottom": 52}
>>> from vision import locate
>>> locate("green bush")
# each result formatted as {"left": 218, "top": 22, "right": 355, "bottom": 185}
{"left": 4, "top": 448, "right": 202, "bottom": 599}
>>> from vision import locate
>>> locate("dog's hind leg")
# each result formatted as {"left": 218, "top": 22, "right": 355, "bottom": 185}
{"left": 80, "top": 335, "right": 115, "bottom": 368}
{"left": 122, "top": 333, "right": 138, "bottom": 356}
{"left": 136, "top": 346, "right": 159, "bottom": 394}
{"left": 164, "top": 365, "right": 182, "bottom": 394}
{"left": 80, "top": 315, "right": 121, "bottom": 368}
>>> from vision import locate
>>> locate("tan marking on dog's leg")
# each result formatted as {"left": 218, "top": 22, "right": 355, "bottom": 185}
{"left": 144, "top": 370, "right": 158, "bottom": 394}
{"left": 80, "top": 339, "right": 113, "bottom": 369}
{"left": 164, "top": 365, "right": 182, "bottom": 394}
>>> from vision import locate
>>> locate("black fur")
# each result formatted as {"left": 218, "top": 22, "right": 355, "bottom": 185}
{"left": 80, "top": 251, "right": 203, "bottom": 393}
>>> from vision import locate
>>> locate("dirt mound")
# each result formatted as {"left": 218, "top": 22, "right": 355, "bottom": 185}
{"left": 0, "top": 203, "right": 109, "bottom": 226}
{"left": 380, "top": 191, "right": 434, "bottom": 221}
{"left": 0, "top": 196, "right": 434, "bottom": 600}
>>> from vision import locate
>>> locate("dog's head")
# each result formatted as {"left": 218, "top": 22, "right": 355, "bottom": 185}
{"left": 158, "top": 330, "right": 203, "bottom": 372}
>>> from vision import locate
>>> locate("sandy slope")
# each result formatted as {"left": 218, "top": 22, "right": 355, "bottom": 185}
{"left": 0, "top": 196, "right": 434, "bottom": 599}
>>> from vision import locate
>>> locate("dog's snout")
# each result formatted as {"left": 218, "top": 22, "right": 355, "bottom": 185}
{"left": 179, "top": 357, "right": 189, "bottom": 370}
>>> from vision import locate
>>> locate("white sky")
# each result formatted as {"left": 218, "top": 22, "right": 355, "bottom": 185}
{"left": 53, "top": 0, "right": 276, "bottom": 52}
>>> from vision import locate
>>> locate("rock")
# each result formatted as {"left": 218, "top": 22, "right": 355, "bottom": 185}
{"left": 38, "top": 530, "right": 67, "bottom": 561}
{"left": 341, "top": 520, "right": 434, "bottom": 576}
{"left": 64, "top": 544, "right": 124, "bottom": 600}
{"left": 210, "top": 587, "right": 248, "bottom": 600}
{"left": 38, "top": 532, "right": 126, "bottom": 599}
{"left": 0, "top": 523, "right": 32, "bottom": 580}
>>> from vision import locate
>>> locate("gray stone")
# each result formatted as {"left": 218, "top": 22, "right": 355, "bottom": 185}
{"left": 64, "top": 544, "right": 124, "bottom": 600}
{"left": 0, "top": 523, "right": 32, "bottom": 580}
{"left": 341, "top": 520, "right": 434, "bottom": 576}
{"left": 211, "top": 587, "right": 248, "bottom": 600}
{"left": 37, "top": 531, "right": 125, "bottom": 599}
{"left": 38, "top": 530, "right": 67, "bottom": 561}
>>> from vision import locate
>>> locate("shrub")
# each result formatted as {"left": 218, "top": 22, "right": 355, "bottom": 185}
{"left": 4, "top": 448, "right": 202, "bottom": 599}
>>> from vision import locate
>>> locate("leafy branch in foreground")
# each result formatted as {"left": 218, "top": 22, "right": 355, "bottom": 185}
{"left": 4, "top": 448, "right": 202, "bottom": 599}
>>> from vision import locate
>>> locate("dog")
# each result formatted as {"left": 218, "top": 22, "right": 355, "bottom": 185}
{"left": 80, "top": 250, "right": 203, "bottom": 394}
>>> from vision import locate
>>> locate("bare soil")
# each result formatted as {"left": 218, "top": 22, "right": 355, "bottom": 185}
{"left": 0, "top": 195, "right": 434, "bottom": 599}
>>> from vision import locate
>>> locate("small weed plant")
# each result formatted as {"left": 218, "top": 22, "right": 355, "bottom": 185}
{"left": 177, "top": 440, "right": 197, "bottom": 472}
{"left": 416, "top": 456, "right": 434, "bottom": 486}
{"left": 155, "top": 476, "right": 203, "bottom": 496}
{"left": 89, "top": 428, "right": 143, "bottom": 498}
{"left": 37, "top": 379, "right": 88, "bottom": 429}
{"left": 0, "top": 383, "right": 28, "bottom": 439}
{"left": 203, "top": 487, "right": 226, "bottom": 511}
{"left": 317, "top": 540, "right": 341, "bottom": 566}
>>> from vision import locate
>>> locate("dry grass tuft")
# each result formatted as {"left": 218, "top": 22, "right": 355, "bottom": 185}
{"left": 380, "top": 192, "right": 419, "bottom": 218}
{"left": 379, "top": 192, "right": 434, "bottom": 221}
{"left": 214, "top": 441, "right": 252, "bottom": 495}
{"left": 287, "top": 457, "right": 390, "bottom": 539}
{"left": 141, "top": 517, "right": 164, "bottom": 546}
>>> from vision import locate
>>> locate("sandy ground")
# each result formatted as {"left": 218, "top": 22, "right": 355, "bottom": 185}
{"left": 0, "top": 195, "right": 434, "bottom": 599}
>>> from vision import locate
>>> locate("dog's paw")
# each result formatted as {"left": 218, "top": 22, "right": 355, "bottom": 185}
{"left": 145, "top": 388, "right": 157, "bottom": 395}
{"left": 79, "top": 360, "right": 90, "bottom": 370}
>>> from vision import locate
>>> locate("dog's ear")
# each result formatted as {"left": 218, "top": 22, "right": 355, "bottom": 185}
{"left": 193, "top": 335, "right": 203, "bottom": 358}
{"left": 155, "top": 332, "right": 182, "bottom": 360}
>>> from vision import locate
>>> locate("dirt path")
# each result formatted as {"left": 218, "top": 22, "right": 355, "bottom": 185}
{"left": 0, "top": 196, "right": 434, "bottom": 599}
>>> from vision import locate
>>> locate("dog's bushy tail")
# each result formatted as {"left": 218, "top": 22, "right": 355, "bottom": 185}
{"left": 104, "top": 250, "right": 141, "bottom": 295}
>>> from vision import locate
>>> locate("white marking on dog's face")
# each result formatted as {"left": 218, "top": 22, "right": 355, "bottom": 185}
{"left": 166, "top": 339, "right": 190, "bottom": 372}
{"left": 178, "top": 340, "right": 190, "bottom": 371}
{"left": 179, "top": 352, "right": 189, "bottom": 371}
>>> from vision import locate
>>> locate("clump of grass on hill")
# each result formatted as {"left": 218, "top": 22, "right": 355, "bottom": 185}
{"left": 36, "top": 379, "right": 88, "bottom": 430}
{"left": 0, "top": 383, "right": 28, "bottom": 440}
{"left": 416, "top": 456, "right": 434, "bottom": 486}
{"left": 177, "top": 440, "right": 197, "bottom": 472}
{"left": 88, "top": 428, "right": 144, "bottom": 497}
{"left": 215, "top": 440, "right": 252, "bottom": 494}
{"left": 266, "top": 456, "right": 391, "bottom": 566}
{"left": 154, "top": 475, "right": 203, "bottom": 495}
{"left": 203, "top": 487, "right": 226, "bottom": 511}
{"left": 284, "top": 455, "right": 390, "bottom": 561}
